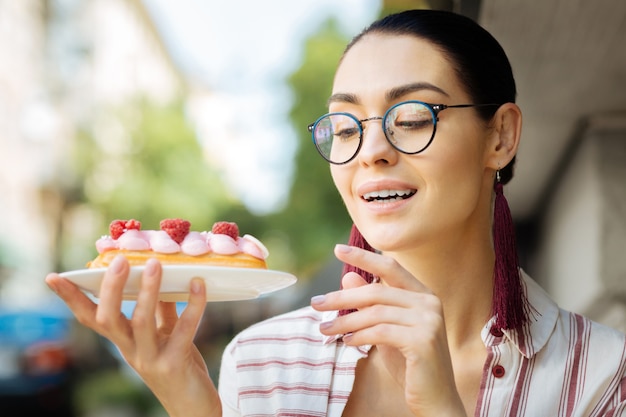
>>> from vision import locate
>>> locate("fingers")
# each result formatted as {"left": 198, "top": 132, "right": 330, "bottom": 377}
{"left": 45, "top": 273, "right": 98, "bottom": 323}
{"left": 340, "top": 321, "right": 416, "bottom": 347}
{"left": 341, "top": 271, "right": 369, "bottom": 289}
{"left": 132, "top": 258, "right": 163, "bottom": 358}
{"left": 312, "top": 244, "right": 445, "bottom": 349}
{"left": 314, "top": 290, "right": 445, "bottom": 354}
{"left": 96, "top": 255, "right": 130, "bottom": 327}
{"left": 47, "top": 258, "right": 208, "bottom": 382}
{"left": 321, "top": 301, "right": 442, "bottom": 341}
{"left": 312, "top": 281, "right": 438, "bottom": 314}
{"left": 46, "top": 257, "right": 130, "bottom": 335}
{"left": 168, "top": 278, "right": 206, "bottom": 353}
{"left": 131, "top": 260, "right": 207, "bottom": 358}
{"left": 311, "top": 244, "right": 435, "bottom": 315}
{"left": 324, "top": 303, "right": 414, "bottom": 332}
{"left": 157, "top": 301, "right": 179, "bottom": 334}
{"left": 334, "top": 244, "right": 429, "bottom": 292}
{"left": 46, "top": 257, "right": 133, "bottom": 348}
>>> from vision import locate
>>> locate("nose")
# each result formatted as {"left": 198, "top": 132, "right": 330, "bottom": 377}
{"left": 357, "top": 118, "right": 399, "bottom": 166}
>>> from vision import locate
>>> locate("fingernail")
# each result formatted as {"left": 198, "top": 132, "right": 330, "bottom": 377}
{"left": 46, "top": 280, "right": 58, "bottom": 294}
{"left": 342, "top": 333, "right": 353, "bottom": 343}
{"left": 145, "top": 258, "right": 158, "bottom": 276}
{"left": 335, "top": 244, "right": 351, "bottom": 253}
{"left": 320, "top": 321, "right": 333, "bottom": 330}
{"left": 310, "top": 295, "right": 326, "bottom": 305}
{"left": 110, "top": 255, "right": 125, "bottom": 273}
{"left": 190, "top": 278, "right": 202, "bottom": 294}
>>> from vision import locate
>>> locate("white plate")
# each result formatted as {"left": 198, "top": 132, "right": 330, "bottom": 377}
{"left": 59, "top": 266, "right": 297, "bottom": 302}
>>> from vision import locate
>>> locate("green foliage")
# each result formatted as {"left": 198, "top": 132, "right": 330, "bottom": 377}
{"left": 381, "top": 1, "right": 431, "bottom": 16}
{"left": 73, "top": 369, "right": 163, "bottom": 415}
{"left": 266, "top": 19, "right": 353, "bottom": 277}
{"left": 73, "top": 99, "right": 236, "bottom": 233}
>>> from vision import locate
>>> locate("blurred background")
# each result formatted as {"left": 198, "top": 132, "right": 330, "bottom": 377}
{"left": 1, "top": 0, "right": 625, "bottom": 415}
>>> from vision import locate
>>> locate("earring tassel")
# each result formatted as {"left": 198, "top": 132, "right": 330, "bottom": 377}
{"left": 339, "top": 224, "right": 375, "bottom": 316}
{"left": 493, "top": 181, "right": 527, "bottom": 330}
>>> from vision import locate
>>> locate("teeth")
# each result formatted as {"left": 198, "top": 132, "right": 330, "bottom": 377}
{"left": 363, "top": 189, "right": 415, "bottom": 201}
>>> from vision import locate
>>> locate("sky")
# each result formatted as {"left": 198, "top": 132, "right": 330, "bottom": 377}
{"left": 142, "top": 0, "right": 381, "bottom": 214}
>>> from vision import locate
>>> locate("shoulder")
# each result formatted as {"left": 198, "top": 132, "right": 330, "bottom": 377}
{"left": 554, "top": 308, "right": 626, "bottom": 356}
{"left": 232, "top": 306, "right": 325, "bottom": 341}
{"left": 554, "top": 311, "right": 626, "bottom": 413}
{"left": 219, "top": 307, "right": 348, "bottom": 415}
{"left": 224, "top": 306, "right": 329, "bottom": 359}
{"left": 220, "top": 306, "right": 339, "bottom": 393}
{"left": 512, "top": 275, "right": 626, "bottom": 414}
{"left": 521, "top": 272, "right": 626, "bottom": 358}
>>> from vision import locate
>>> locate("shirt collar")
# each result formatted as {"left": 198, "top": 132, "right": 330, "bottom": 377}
{"left": 482, "top": 269, "right": 560, "bottom": 358}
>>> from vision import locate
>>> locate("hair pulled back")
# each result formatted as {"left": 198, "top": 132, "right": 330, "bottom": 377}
{"left": 343, "top": 9, "right": 518, "bottom": 184}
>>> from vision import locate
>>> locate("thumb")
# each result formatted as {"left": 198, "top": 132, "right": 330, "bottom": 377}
{"left": 341, "top": 271, "right": 369, "bottom": 290}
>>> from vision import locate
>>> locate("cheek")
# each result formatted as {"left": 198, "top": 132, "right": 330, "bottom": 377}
{"left": 431, "top": 120, "right": 487, "bottom": 177}
{"left": 423, "top": 127, "right": 487, "bottom": 205}
{"left": 330, "top": 165, "right": 361, "bottom": 219}
{"left": 330, "top": 166, "right": 351, "bottom": 199}
{"left": 440, "top": 153, "right": 484, "bottom": 206}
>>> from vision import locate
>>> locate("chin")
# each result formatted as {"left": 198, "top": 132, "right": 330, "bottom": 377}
{"left": 360, "top": 228, "right": 404, "bottom": 252}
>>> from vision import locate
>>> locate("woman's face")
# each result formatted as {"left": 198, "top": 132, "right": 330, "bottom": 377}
{"left": 330, "top": 34, "right": 493, "bottom": 253}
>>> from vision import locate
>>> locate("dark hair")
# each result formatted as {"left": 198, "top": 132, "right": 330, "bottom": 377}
{"left": 343, "top": 9, "right": 517, "bottom": 184}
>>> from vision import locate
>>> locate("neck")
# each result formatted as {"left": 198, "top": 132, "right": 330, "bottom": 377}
{"left": 385, "top": 229, "right": 494, "bottom": 349}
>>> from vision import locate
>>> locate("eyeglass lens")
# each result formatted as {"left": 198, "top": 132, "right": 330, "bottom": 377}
{"left": 312, "top": 101, "right": 436, "bottom": 164}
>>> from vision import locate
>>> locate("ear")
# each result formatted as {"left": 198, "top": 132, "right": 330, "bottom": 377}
{"left": 485, "top": 103, "right": 522, "bottom": 169}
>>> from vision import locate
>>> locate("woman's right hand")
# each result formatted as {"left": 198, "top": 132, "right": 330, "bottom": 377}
{"left": 45, "top": 255, "right": 222, "bottom": 417}
{"left": 312, "top": 245, "right": 467, "bottom": 416}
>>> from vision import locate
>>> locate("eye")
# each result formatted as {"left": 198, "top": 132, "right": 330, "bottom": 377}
{"left": 388, "top": 103, "right": 433, "bottom": 132}
{"left": 329, "top": 116, "right": 360, "bottom": 142}
{"left": 334, "top": 126, "right": 360, "bottom": 141}
{"left": 394, "top": 119, "right": 432, "bottom": 131}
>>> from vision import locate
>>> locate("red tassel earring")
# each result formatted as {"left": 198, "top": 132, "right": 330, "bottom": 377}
{"left": 492, "top": 170, "right": 528, "bottom": 331}
{"left": 338, "top": 224, "right": 376, "bottom": 316}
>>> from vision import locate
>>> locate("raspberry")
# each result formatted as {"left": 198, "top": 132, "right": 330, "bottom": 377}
{"left": 125, "top": 219, "right": 141, "bottom": 230}
{"left": 109, "top": 219, "right": 141, "bottom": 239}
{"left": 211, "top": 221, "right": 239, "bottom": 240}
{"left": 160, "top": 218, "right": 191, "bottom": 244}
{"left": 109, "top": 220, "right": 126, "bottom": 239}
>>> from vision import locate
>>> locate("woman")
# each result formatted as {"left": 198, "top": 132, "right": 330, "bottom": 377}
{"left": 45, "top": 9, "right": 626, "bottom": 416}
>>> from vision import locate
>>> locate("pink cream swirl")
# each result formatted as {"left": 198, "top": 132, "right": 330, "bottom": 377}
{"left": 95, "top": 229, "right": 268, "bottom": 260}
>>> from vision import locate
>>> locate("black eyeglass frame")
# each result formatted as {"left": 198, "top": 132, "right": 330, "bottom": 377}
{"left": 307, "top": 100, "right": 501, "bottom": 165}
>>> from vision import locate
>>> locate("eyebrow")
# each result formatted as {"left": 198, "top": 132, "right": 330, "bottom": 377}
{"left": 327, "top": 82, "right": 450, "bottom": 107}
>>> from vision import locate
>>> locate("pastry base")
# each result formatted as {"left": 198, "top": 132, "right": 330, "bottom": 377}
{"left": 87, "top": 250, "right": 267, "bottom": 270}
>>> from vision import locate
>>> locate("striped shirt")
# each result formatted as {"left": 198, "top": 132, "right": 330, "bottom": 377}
{"left": 218, "top": 272, "right": 626, "bottom": 416}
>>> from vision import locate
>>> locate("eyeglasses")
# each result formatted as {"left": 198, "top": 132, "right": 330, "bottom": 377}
{"left": 307, "top": 100, "right": 500, "bottom": 164}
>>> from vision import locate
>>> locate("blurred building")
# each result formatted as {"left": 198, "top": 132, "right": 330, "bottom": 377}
{"left": 0, "top": 0, "right": 186, "bottom": 305}
{"left": 475, "top": 0, "right": 626, "bottom": 333}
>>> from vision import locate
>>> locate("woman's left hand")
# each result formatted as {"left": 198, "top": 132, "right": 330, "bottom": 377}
{"left": 310, "top": 244, "right": 466, "bottom": 416}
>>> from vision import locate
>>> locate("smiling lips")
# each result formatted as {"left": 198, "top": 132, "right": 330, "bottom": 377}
{"left": 362, "top": 189, "right": 417, "bottom": 202}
